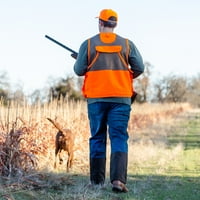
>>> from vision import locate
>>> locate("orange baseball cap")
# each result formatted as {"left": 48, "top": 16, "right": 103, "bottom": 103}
{"left": 97, "top": 9, "right": 118, "bottom": 22}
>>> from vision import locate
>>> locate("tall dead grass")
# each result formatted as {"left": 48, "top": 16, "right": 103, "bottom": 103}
{"left": 129, "top": 102, "right": 191, "bottom": 131}
{"left": 0, "top": 99, "right": 191, "bottom": 178}
{"left": 0, "top": 99, "right": 89, "bottom": 177}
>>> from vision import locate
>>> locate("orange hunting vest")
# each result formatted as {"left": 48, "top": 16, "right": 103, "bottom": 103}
{"left": 82, "top": 33, "right": 134, "bottom": 98}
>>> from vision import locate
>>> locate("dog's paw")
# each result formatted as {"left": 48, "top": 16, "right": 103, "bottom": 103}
{"left": 59, "top": 158, "right": 63, "bottom": 164}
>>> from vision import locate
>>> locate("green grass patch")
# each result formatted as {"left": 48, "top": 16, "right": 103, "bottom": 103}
{"left": 168, "top": 114, "right": 200, "bottom": 150}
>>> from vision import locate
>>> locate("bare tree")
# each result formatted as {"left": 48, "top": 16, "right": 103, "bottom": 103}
{"left": 153, "top": 74, "right": 187, "bottom": 103}
{"left": 134, "top": 62, "right": 152, "bottom": 103}
{"left": 0, "top": 71, "right": 10, "bottom": 104}
{"left": 186, "top": 74, "right": 200, "bottom": 107}
{"left": 154, "top": 78, "right": 166, "bottom": 103}
{"left": 0, "top": 71, "right": 9, "bottom": 88}
{"left": 48, "top": 76, "right": 83, "bottom": 102}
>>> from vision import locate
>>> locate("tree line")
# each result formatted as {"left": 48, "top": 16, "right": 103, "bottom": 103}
{"left": 1, "top": 63, "right": 200, "bottom": 107}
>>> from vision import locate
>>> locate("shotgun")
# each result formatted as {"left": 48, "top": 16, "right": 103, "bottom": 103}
{"left": 45, "top": 35, "right": 78, "bottom": 59}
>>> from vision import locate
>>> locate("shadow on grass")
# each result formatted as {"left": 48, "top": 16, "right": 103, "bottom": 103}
{"left": 168, "top": 134, "right": 200, "bottom": 150}
{"left": 1, "top": 172, "right": 200, "bottom": 200}
{"left": 167, "top": 112, "right": 200, "bottom": 150}
{"left": 127, "top": 174, "right": 200, "bottom": 200}
{"left": 2, "top": 159, "right": 198, "bottom": 198}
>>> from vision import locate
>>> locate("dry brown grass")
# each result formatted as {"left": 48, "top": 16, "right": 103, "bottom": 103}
{"left": 0, "top": 99, "right": 191, "bottom": 178}
{"left": 129, "top": 102, "right": 191, "bottom": 131}
{"left": 0, "top": 99, "right": 89, "bottom": 176}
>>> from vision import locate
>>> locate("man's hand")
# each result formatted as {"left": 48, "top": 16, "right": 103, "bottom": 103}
{"left": 71, "top": 53, "right": 78, "bottom": 59}
{"left": 131, "top": 91, "right": 137, "bottom": 104}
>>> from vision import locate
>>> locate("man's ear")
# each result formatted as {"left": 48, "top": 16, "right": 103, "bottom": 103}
{"left": 99, "top": 20, "right": 104, "bottom": 26}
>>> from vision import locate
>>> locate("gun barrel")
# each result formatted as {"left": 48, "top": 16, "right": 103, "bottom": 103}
{"left": 45, "top": 35, "right": 77, "bottom": 54}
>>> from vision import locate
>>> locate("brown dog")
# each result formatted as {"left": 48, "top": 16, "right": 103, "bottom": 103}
{"left": 47, "top": 118, "right": 74, "bottom": 172}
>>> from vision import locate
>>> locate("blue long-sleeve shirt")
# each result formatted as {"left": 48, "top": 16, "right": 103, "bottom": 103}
{"left": 74, "top": 36, "right": 145, "bottom": 105}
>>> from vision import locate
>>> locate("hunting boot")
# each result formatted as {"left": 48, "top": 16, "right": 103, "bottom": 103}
{"left": 90, "top": 157, "right": 106, "bottom": 185}
{"left": 110, "top": 152, "right": 128, "bottom": 192}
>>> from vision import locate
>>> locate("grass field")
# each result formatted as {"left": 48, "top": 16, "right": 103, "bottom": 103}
{"left": 0, "top": 102, "right": 200, "bottom": 200}
{"left": 127, "top": 109, "right": 200, "bottom": 200}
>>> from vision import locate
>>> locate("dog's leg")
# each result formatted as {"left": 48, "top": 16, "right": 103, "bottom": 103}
{"left": 58, "top": 150, "right": 63, "bottom": 164}
{"left": 67, "top": 151, "right": 74, "bottom": 172}
{"left": 54, "top": 147, "right": 59, "bottom": 169}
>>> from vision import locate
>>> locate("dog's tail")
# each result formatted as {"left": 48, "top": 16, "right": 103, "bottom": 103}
{"left": 47, "top": 118, "right": 64, "bottom": 132}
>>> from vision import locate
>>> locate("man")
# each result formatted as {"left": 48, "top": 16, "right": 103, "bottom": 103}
{"left": 74, "top": 9, "right": 144, "bottom": 192}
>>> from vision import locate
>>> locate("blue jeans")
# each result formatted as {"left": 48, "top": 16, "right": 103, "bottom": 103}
{"left": 87, "top": 102, "right": 131, "bottom": 159}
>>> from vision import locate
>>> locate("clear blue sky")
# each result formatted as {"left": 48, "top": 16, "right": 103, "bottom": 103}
{"left": 1, "top": 0, "right": 200, "bottom": 94}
